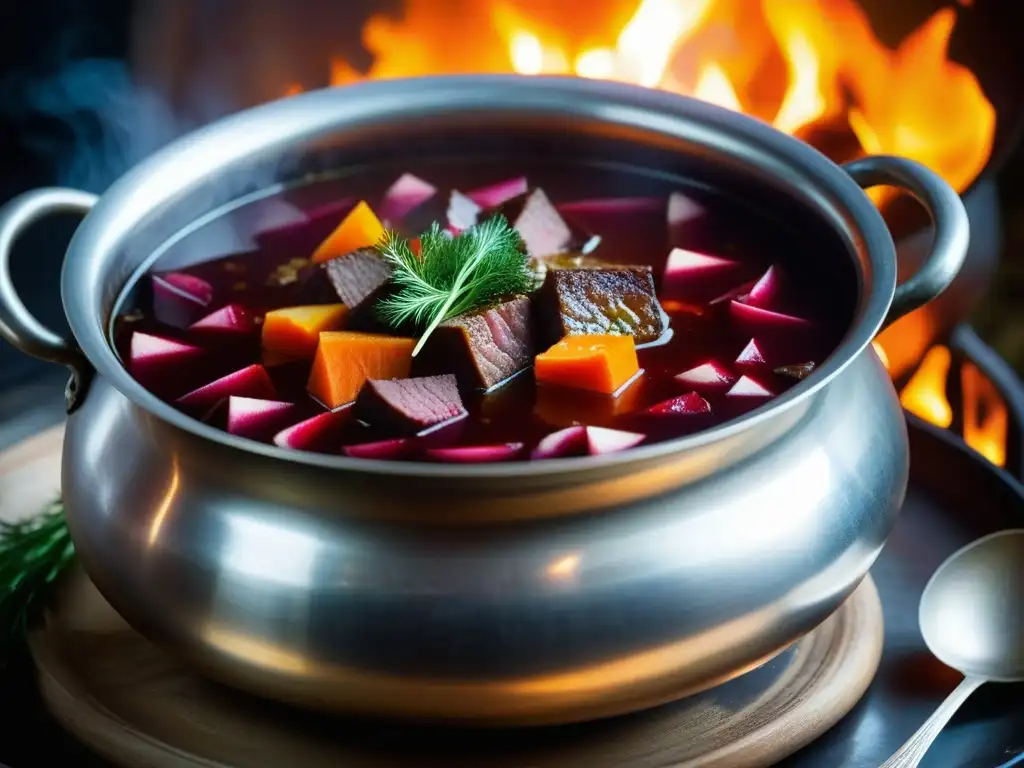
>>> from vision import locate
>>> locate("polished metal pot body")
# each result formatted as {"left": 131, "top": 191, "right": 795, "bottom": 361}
{"left": 0, "top": 76, "right": 968, "bottom": 725}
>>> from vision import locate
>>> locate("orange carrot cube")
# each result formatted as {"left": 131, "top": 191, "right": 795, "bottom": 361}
{"left": 534, "top": 334, "right": 640, "bottom": 395}
{"left": 311, "top": 201, "right": 386, "bottom": 264}
{"left": 307, "top": 332, "right": 415, "bottom": 408}
{"left": 262, "top": 304, "right": 348, "bottom": 358}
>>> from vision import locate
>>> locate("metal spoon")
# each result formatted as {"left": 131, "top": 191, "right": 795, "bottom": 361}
{"left": 881, "top": 529, "right": 1024, "bottom": 767}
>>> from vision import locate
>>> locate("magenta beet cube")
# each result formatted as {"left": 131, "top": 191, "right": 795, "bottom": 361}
{"left": 226, "top": 397, "right": 297, "bottom": 441}
{"left": 273, "top": 408, "right": 350, "bottom": 452}
{"left": 128, "top": 331, "right": 205, "bottom": 397}
{"left": 726, "top": 375, "right": 774, "bottom": 399}
{"left": 586, "top": 427, "right": 645, "bottom": 456}
{"left": 661, "top": 248, "right": 744, "bottom": 303}
{"left": 151, "top": 273, "right": 214, "bottom": 328}
{"left": 188, "top": 303, "right": 257, "bottom": 338}
{"left": 343, "top": 438, "right": 413, "bottom": 460}
{"left": 745, "top": 265, "right": 789, "bottom": 311}
{"left": 177, "top": 364, "right": 277, "bottom": 412}
{"left": 465, "top": 176, "right": 528, "bottom": 210}
{"left": 426, "top": 443, "right": 524, "bottom": 463}
{"left": 735, "top": 338, "right": 768, "bottom": 369}
{"left": 674, "top": 361, "right": 737, "bottom": 391}
{"left": 530, "top": 426, "right": 588, "bottom": 460}
{"left": 667, "top": 191, "right": 706, "bottom": 245}
{"left": 644, "top": 392, "right": 711, "bottom": 416}
{"left": 378, "top": 173, "right": 437, "bottom": 225}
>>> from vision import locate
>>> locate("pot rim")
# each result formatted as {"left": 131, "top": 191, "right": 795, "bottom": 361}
{"left": 62, "top": 75, "right": 895, "bottom": 478}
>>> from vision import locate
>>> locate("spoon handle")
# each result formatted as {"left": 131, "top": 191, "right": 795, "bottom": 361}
{"left": 880, "top": 676, "right": 986, "bottom": 768}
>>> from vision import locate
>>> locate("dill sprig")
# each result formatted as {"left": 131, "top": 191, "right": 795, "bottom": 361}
{"left": 376, "top": 215, "right": 532, "bottom": 355}
{"left": 0, "top": 499, "right": 74, "bottom": 664}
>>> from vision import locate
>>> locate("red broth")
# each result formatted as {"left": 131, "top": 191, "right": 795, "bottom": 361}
{"left": 112, "top": 162, "right": 853, "bottom": 462}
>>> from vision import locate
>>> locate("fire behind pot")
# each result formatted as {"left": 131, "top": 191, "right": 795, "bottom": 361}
{"left": 122, "top": 0, "right": 1024, "bottom": 377}
{"left": 2, "top": 0, "right": 1022, "bottom": 425}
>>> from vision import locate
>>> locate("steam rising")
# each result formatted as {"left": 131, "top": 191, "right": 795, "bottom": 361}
{"left": 1, "top": 58, "right": 176, "bottom": 193}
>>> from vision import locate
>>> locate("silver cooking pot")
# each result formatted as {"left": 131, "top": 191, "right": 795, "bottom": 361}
{"left": 0, "top": 76, "right": 967, "bottom": 725}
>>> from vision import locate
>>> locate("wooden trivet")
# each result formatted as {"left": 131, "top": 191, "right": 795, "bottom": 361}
{"left": 3, "top": 427, "right": 884, "bottom": 767}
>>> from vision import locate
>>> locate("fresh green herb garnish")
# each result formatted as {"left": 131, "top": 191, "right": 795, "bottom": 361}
{"left": 376, "top": 215, "right": 532, "bottom": 355}
{"left": 0, "top": 499, "right": 74, "bottom": 664}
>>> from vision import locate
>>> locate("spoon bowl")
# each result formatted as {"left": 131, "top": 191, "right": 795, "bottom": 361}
{"left": 883, "top": 528, "right": 1024, "bottom": 767}
{"left": 920, "top": 529, "right": 1024, "bottom": 682}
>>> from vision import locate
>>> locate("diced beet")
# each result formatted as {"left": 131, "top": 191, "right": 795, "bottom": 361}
{"left": 343, "top": 438, "right": 413, "bottom": 460}
{"left": 726, "top": 375, "right": 774, "bottom": 398}
{"left": 177, "top": 364, "right": 277, "bottom": 411}
{"left": 745, "top": 265, "right": 787, "bottom": 310}
{"left": 353, "top": 375, "right": 466, "bottom": 435}
{"left": 530, "top": 426, "right": 588, "bottom": 460}
{"left": 774, "top": 362, "right": 817, "bottom": 381}
{"left": 644, "top": 392, "right": 711, "bottom": 416}
{"left": 586, "top": 426, "right": 645, "bottom": 456}
{"left": 415, "top": 296, "right": 534, "bottom": 390}
{"left": 466, "top": 177, "right": 528, "bottom": 210}
{"left": 735, "top": 338, "right": 767, "bottom": 369}
{"left": 128, "top": 332, "right": 205, "bottom": 395}
{"left": 323, "top": 247, "right": 394, "bottom": 329}
{"left": 674, "top": 361, "right": 737, "bottom": 391}
{"left": 729, "top": 302, "right": 821, "bottom": 366}
{"left": 729, "top": 300, "right": 813, "bottom": 333}
{"left": 709, "top": 279, "right": 757, "bottom": 306}
{"left": 557, "top": 197, "right": 663, "bottom": 216}
{"left": 188, "top": 303, "right": 256, "bottom": 337}
{"left": 498, "top": 188, "right": 573, "bottom": 257}
{"left": 226, "top": 397, "right": 297, "bottom": 441}
{"left": 661, "top": 248, "right": 744, "bottom": 303}
{"left": 152, "top": 273, "right": 214, "bottom": 328}
{"left": 161, "top": 273, "right": 213, "bottom": 304}
{"left": 426, "top": 443, "right": 524, "bottom": 463}
{"left": 667, "top": 191, "right": 706, "bottom": 245}
{"left": 448, "top": 190, "right": 482, "bottom": 232}
{"left": 535, "top": 266, "right": 666, "bottom": 346}
{"left": 378, "top": 173, "right": 437, "bottom": 225}
{"left": 272, "top": 408, "right": 350, "bottom": 452}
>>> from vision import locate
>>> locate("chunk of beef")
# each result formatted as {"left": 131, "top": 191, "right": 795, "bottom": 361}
{"left": 354, "top": 374, "right": 466, "bottom": 434}
{"left": 534, "top": 266, "right": 666, "bottom": 346}
{"left": 416, "top": 296, "right": 535, "bottom": 391}
{"left": 323, "top": 247, "right": 394, "bottom": 329}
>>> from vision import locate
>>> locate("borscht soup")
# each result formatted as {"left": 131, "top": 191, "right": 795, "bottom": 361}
{"left": 112, "top": 161, "right": 853, "bottom": 463}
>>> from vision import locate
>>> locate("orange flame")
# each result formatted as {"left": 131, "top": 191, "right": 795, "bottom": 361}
{"left": 961, "top": 361, "right": 1008, "bottom": 467}
{"left": 305, "top": 0, "right": 995, "bottom": 196}
{"left": 294, "top": 2, "right": 1004, "bottom": 468}
{"left": 897, "top": 345, "right": 1008, "bottom": 468}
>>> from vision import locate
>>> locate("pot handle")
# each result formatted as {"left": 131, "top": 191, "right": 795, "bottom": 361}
{"left": 0, "top": 187, "right": 98, "bottom": 412}
{"left": 842, "top": 156, "right": 969, "bottom": 330}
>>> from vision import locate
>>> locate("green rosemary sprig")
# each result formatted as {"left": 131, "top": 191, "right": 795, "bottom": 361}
{"left": 0, "top": 499, "right": 74, "bottom": 664}
{"left": 376, "top": 215, "right": 532, "bottom": 355}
